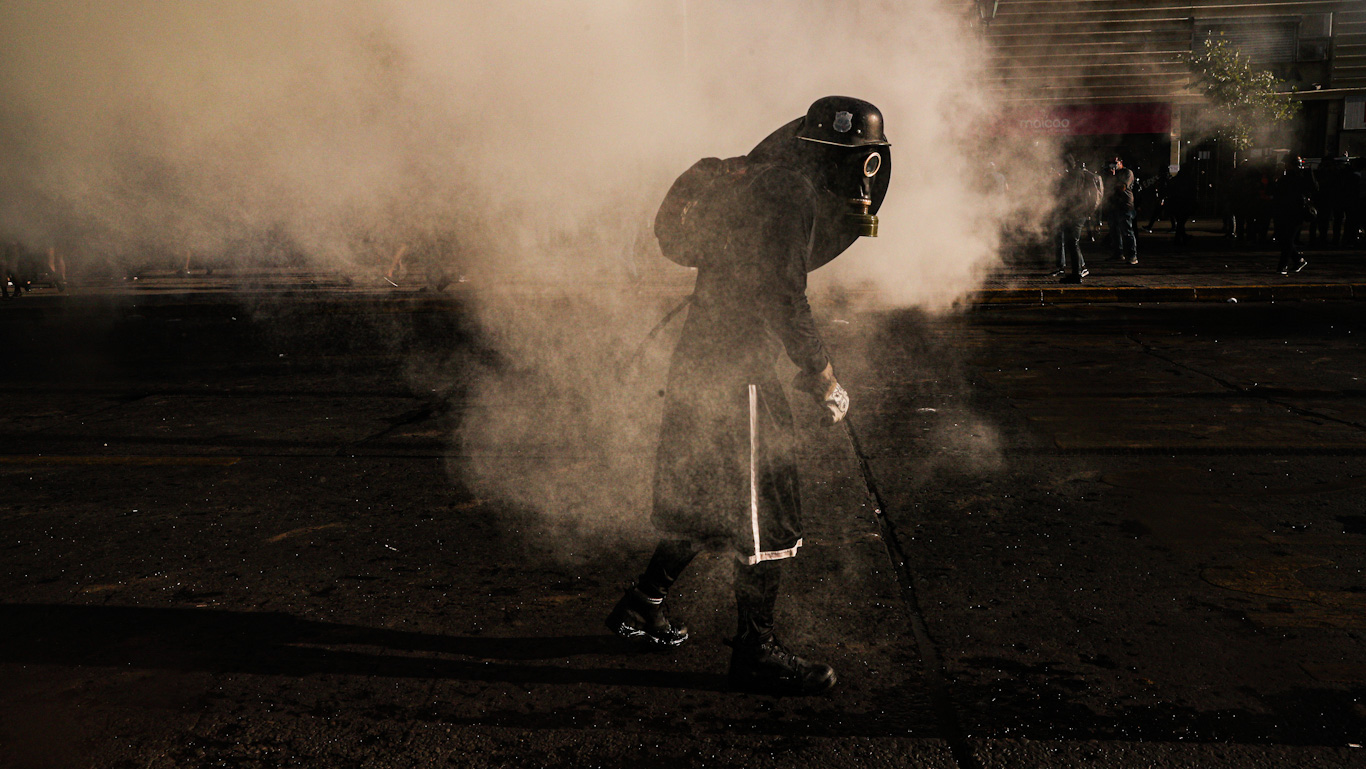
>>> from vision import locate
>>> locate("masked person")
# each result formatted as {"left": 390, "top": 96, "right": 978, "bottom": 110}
{"left": 605, "top": 96, "right": 890, "bottom": 695}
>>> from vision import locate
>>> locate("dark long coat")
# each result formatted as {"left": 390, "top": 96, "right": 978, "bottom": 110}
{"left": 652, "top": 162, "right": 830, "bottom": 565}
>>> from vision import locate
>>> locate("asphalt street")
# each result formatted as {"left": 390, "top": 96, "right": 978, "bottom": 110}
{"left": 837, "top": 301, "right": 1366, "bottom": 767}
{"left": 1, "top": 286, "right": 1364, "bottom": 768}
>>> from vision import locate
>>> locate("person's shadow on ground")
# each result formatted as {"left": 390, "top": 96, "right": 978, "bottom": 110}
{"left": 0, "top": 603, "right": 728, "bottom": 691}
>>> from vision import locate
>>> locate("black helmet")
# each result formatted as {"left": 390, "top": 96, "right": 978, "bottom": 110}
{"left": 797, "top": 96, "right": 890, "bottom": 148}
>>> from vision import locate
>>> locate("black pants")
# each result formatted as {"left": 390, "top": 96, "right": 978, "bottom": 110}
{"left": 1275, "top": 216, "right": 1302, "bottom": 271}
{"left": 1055, "top": 220, "right": 1085, "bottom": 276}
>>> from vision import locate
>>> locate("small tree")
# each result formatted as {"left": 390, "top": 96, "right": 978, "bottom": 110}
{"left": 1190, "top": 36, "right": 1298, "bottom": 152}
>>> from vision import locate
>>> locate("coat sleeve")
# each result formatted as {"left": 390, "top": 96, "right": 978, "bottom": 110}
{"left": 750, "top": 169, "right": 830, "bottom": 375}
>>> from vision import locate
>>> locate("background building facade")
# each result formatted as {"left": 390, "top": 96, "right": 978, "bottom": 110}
{"left": 978, "top": 0, "right": 1366, "bottom": 208}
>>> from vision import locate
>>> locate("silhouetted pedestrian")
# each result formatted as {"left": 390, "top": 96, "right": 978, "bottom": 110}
{"left": 1272, "top": 153, "right": 1317, "bottom": 275}
{"left": 1311, "top": 156, "right": 1340, "bottom": 245}
{"left": 1053, "top": 155, "right": 1094, "bottom": 283}
{"left": 1229, "top": 158, "right": 1259, "bottom": 242}
{"left": 1144, "top": 166, "right": 1171, "bottom": 231}
{"left": 1326, "top": 155, "right": 1356, "bottom": 246}
{"left": 1168, "top": 166, "right": 1197, "bottom": 246}
{"left": 1106, "top": 156, "right": 1138, "bottom": 264}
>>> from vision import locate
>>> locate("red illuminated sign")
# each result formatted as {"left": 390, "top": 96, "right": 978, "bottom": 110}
{"left": 994, "top": 103, "right": 1172, "bottom": 136}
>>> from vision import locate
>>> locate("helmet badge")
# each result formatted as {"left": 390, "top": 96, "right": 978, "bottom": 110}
{"left": 833, "top": 111, "right": 853, "bottom": 133}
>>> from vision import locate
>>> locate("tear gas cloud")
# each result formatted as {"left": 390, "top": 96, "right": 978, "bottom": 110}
{"left": 0, "top": 1, "right": 1051, "bottom": 298}
{"left": 1, "top": 2, "right": 1043, "bottom": 551}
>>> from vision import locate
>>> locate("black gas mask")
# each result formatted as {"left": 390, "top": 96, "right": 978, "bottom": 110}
{"left": 820, "top": 145, "right": 887, "bottom": 237}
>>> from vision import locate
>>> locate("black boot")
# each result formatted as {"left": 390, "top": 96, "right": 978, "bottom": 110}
{"left": 605, "top": 584, "right": 689, "bottom": 647}
{"left": 605, "top": 540, "right": 697, "bottom": 648}
{"left": 726, "top": 632, "right": 837, "bottom": 695}
{"left": 728, "top": 558, "right": 836, "bottom": 694}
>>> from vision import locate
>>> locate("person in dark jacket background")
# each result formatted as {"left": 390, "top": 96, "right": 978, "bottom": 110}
{"left": 1325, "top": 155, "right": 1357, "bottom": 246}
{"left": 1311, "top": 155, "right": 1340, "bottom": 246}
{"left": 1053, "top": 154, "right": 1092, "bottom": 283}
{"left": 1167, "top": 164, "right": 1197, "bottom": 246}
{"left": 606, "top": 96, "right": 891, "bottom": 696}
{"left": 1229, "top": 157, "right": 1260, "bottom": 242}
{"left": 1144, "top": 166, "right": 1170, "bottom": 232}
{"left": 1272, "top": 153, "right": 1317, "bottom": 275}
{"left": 1106, "top": 156, "right": 1138, "bottom": 264}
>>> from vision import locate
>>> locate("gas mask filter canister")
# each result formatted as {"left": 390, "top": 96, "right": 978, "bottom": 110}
{"left": 846, "top": 151, "right": 882, "bottom": 237}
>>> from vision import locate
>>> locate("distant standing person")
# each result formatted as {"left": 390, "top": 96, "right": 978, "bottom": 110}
{"left": 1144, "top": 166, "right": 1171, "bottom": 232}
{"left": 984, "top": 161, "right": 1008, "bottom": 197}
{"left": 47, "top": 246, "right": 67, "bottom": 292}
{"left": 1311, "top": 156, "right": 1339, "bottom": 245}
{"left": 1079, "top": 161, "right": 1103, "bottom": 243}
{"left": 1326, "top": 155, "right": 1356, "bottom": 246}
{"left": 1229, "top": 159, "right": 1259, "bottom": 242}
{"left": 1052, "top": 155, "right": 1095, "bottom": 283}
{"left": 1106, "top": 156, "right": 1138, "bottom": 265}
{"left": 1167, "top": 165, "right": 1197, "bottom": 246}
{"left": 1271, "top": 153, "right": 1316, "bottom": 275}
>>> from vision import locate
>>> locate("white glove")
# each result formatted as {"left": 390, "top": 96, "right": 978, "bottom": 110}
{"left": 793, "top": 363, "right": 849, "bottom": 426}
{"left": 820, "top": 381, "right": 849, "bottom": 425}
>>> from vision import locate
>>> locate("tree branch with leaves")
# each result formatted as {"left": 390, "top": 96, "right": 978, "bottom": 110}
{"left": 1190, "top": 36, "right": 1298, "bottom": 152}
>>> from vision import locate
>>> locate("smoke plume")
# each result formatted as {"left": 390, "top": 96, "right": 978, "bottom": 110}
{"left": 0, "top": 2, "right": 1045, "bottom": 550}
{"left": 0, "top": 1, "right": 1047, "bottom": 292}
